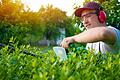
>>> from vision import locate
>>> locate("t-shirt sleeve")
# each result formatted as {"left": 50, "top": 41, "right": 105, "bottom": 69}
{"left": 109, "top": 26, "right": 120, "bottom": 50}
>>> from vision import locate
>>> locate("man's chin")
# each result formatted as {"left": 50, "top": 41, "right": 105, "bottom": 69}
{"left": 86, "top": 26, "right": 95, "bottom": 29}
{"left": 86, "top": 27, "right": 91, "bottom": 30}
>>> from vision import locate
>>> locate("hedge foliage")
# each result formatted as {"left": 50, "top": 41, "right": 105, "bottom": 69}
{"left": 0, "top": 43, "right": 120, "bottom": 80}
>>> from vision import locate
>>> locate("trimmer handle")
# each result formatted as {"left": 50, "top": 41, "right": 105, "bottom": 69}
{"left": 65, "top": 43, "right": 74, "bottom": 55}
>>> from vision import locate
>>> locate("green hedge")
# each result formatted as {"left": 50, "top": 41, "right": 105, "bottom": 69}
{"left": 0, "top": 21, "right": 45, "bottom": 45}
{"left": 0, "top": 43, "right": 120, "bottom": 80}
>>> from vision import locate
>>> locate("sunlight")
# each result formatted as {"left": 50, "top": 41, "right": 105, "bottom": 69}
{"left": 21, "top": 0, "right": 84, "bottom": 16}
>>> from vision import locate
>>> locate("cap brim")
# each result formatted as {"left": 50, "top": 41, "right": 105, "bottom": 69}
{"left": 75, "top": 8, "right": 93, "bottom": 17}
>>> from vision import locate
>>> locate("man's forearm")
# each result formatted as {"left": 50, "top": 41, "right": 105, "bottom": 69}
{"left": 72, "top": 27, "right": 107, "bottom": 43}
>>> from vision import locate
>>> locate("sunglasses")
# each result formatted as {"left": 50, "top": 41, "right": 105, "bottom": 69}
{"left": 80, "top": 12, "right": 97, "bottom": 22}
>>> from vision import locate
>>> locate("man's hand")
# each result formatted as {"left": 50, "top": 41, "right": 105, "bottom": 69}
{"left": 60, "top": 37, "right": 74, "bottom": 49}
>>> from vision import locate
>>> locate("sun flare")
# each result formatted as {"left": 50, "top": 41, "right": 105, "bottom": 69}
{"left": 21, "top": 0, "right": 84, "bottom": 16}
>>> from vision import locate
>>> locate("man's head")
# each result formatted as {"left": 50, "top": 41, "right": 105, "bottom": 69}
{"left": 75, "top": 2, "right": 106, "bottom": 29}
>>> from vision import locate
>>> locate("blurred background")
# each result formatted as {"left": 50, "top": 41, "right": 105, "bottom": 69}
{"left": 0, "top": 0, "right": 120, "bottom": 47}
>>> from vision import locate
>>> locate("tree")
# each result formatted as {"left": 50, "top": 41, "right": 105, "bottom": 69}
{"left": 102, "top": 0, "right": 120, "bottom": 29}
{"left": 0, "top": 0, "right": 25, "bottom": 23}
{"left": 38, "top": 5, "right": 68, "bottom": 40}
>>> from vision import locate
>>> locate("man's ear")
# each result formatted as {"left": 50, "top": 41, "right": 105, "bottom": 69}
{"left": 98, "top": 10, "right": 106, "bottom": 23}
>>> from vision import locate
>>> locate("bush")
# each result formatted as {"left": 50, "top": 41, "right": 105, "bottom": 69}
{"left": 0, "top": 43, "right": 120, "bottom": 80}
{"left": 0, "top": 21, "right": 45, "bottom": 45}
{"left": 0, "top": 21, "right": 32, "bottom": 45}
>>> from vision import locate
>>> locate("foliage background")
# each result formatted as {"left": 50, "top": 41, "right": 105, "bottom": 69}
{"left": 0, "top": 0, "right": 120, "bottom": 46}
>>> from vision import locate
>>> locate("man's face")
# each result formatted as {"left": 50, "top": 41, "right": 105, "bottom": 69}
{"left": 80, "top": 10, "right": 100, "bottom": 29}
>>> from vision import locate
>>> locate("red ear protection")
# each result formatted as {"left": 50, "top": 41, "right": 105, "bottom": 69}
{"left": 98, "top": 10, "right": 106, "bottom": 23}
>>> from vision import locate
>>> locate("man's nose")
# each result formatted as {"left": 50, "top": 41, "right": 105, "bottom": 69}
{"left": 82, "top": 17, "right": 88, "bottom": 24}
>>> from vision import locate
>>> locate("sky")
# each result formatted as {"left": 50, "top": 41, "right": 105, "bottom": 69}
{"left": 21, "top": 0, "right": 84, "bottom": 16}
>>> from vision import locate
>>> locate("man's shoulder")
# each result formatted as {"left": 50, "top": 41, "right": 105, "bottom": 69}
{"left": 107, "top": 26, "right": 115, "bottom": 29}
{"left": 107, "top": 26, "right": 120, "bottom": 31}
{"left": 108, "top": 26, "right": 120, "bottom": 46}
{"left": 107, "top": 26, "right": 120, "bottom": 33}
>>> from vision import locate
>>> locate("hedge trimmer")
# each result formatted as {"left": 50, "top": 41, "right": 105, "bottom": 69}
{"left": 0, "top": 43, "right": 38, "bottom": 57}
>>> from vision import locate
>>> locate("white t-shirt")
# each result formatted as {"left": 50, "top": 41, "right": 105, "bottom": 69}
{"left": 86, "top": 26, "right": 120, "bottom": 54}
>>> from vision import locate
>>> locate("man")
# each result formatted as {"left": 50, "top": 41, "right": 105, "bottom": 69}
{"left": 60, "top": 2, "right": 120, "bottom": 54}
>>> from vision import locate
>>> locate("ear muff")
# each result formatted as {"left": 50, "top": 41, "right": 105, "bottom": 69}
{"left": 98, "top": 10, "right": 106, "bottom": 23}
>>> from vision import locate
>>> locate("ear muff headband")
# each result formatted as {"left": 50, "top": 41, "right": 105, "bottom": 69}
{"left": 98, "top": 10, "right": 106, "bottom": 23}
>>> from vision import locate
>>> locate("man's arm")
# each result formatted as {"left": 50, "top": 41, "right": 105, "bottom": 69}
{"left": 61, "top": 27, "right": 116, "bottom": 48}
{"left": 73, "top": 27, "right": 116, "bottom": 44}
